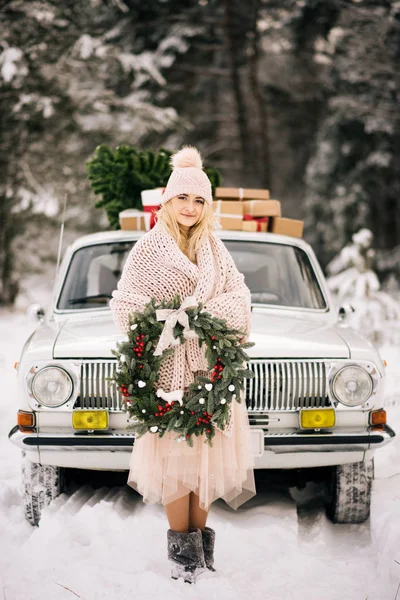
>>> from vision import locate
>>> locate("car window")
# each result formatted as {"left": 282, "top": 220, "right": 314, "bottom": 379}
{"left": 57, "top": 239, "right": 326, "bottom": 311}
{"left": 57, "top": 242, "right": 133, "bottom": 310}
{"left": 225, "top": 241, "right": 326, "bottom": 309}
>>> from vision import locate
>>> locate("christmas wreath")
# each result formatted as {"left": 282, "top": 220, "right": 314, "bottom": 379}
{"left": 112, "top": 295, "right": 254, "bottom": 446}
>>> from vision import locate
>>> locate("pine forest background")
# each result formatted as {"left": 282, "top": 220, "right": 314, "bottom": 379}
{"left": 1, "top": 0, "right": 399, "bottom": 306}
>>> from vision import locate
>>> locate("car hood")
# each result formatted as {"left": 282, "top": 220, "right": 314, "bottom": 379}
{"left": 53, "top": 309, "right": 351, "bottom": 359}
{"left": 248, "top": 309, "right": 349, "bottom": 358}
{"left": 53, "top": 313, "right": 126, "bottom": 359}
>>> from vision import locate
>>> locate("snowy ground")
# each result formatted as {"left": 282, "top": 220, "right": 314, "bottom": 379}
{"left": 1, "top": 310, "right": 399, "bottom": 600}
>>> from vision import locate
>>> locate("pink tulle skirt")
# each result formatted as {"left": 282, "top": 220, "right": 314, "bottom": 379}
{"left": 127, "top": 395, "right": 256, "bottom": 511}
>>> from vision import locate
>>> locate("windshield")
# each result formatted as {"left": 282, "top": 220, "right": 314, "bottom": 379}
{"left": 57, "top": 239, "right": 327, "bottom": 311}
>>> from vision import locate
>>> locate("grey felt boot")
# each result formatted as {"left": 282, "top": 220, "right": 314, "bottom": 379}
{"left": 201, "top": 527, "right": 216, "bottom": 572}
{"left": 167, "top": 528, "right": 206, "bottom": 584}
{"left": 189, "top": 526, "right": 216, "bottom": 572}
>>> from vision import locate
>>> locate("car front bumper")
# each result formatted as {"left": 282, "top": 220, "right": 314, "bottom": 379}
{"left": 8, "top": 424, "right": 396, "bottom": 470}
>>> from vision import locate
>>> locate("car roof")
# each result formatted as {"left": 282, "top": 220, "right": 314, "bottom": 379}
{"left": 67, "top": 228, "right": 311, "bottom": 253}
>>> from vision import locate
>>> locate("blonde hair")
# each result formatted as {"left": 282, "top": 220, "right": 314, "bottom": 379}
{"left": 155, "top": 199, "right": 216, "bottom": 262}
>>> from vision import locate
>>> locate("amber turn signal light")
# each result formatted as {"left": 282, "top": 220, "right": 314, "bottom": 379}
{"left": 369, "top": 409, "right": 386, "bottom": 426}
{"left": 17, "top": 410, "right": 35, "bottom": 430}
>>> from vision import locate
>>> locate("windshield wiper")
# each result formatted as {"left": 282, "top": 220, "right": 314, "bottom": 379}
{"left": 68, "top": 294, "right": 112, "bottom": 305}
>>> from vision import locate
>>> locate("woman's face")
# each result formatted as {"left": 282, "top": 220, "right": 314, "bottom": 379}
{"left": 170, "top": 193, "right": 205, "bottom": 231}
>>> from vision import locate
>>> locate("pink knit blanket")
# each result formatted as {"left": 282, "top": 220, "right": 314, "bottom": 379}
{"left": 110, "top": 222, "right": 251, "bottom": 395}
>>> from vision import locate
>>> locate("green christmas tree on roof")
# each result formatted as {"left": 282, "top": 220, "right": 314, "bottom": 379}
{"left": 86, "top": 145, "right": 221, "bottom": 229}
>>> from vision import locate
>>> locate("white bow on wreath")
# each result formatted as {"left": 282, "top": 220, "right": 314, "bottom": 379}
{"left": 154, "top": 295, "right": 199, "bottom": 356}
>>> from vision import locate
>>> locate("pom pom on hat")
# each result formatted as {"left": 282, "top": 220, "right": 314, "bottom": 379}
{"left": 161, "top": 145, "right": 212, "bottom": 205}
{"left": 171, "top": 146, "right": 203, "bottom": 170}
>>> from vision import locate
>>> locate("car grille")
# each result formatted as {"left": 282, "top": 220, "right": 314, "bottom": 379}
{"left": 245, "top": 359, "right": 330, "bottom": 411}
{"left": 75, "top": 359, "right": 330, "bottom": 413}
{"left": 76, "top": 360, "right": 123, "bottom": 411}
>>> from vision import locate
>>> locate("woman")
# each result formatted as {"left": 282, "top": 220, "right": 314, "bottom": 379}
{"left": 110, "top": 146, "right": 256, "bottom": 583}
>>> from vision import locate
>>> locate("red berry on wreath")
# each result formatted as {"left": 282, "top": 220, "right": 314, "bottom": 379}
{"left": 191, "top": 411, "right": 195, "bottom": 415}
{"left": 139, "top": 365, "right": 143, "bottom": 368}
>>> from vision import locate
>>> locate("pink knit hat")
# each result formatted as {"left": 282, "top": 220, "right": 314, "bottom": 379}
{"left": 161, "top": 146, "right": 213, "bottom": 205}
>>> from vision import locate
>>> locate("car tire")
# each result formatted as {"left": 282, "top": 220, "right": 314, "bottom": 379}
{"left": 21, "top": 451, "right": 66, "bottom": 526}
{"left": 325, "top": 459, "right": 374, "bottom": 524}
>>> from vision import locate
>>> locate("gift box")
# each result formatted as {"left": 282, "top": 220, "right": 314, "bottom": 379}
{"left": 141, "top": 188, "right": 164, "bottom": 229}
{"left": 212, "top": 200, "right": 243, "bottom": 230}
{"left": 119, "top": 209, "right": 149, "bottom": 231}
{"left": 215, "top": 187, "right": 270, "bottom": 201}
{"left": 269, "top": 217, "right": 304, "bottom": 238}
{"left": 242, "top": 199, "right": 281, "bottom": 218}
{"left": 242, "top": 215, "right": 268, "bottom": 232}
{"left": 242, "top": 220, "right": 258, "bottom": 232}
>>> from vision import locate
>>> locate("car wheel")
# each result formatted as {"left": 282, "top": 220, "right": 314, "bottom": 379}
{"left": 21, "top": 451, "right": 66, "bottom": 526}
{"left": 325, "top": 459, "right": 374, "bottom": 524}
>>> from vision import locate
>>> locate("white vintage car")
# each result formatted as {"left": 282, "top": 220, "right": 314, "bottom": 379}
{"left": 9, "top": 229, "right": 395, "bottom": 525}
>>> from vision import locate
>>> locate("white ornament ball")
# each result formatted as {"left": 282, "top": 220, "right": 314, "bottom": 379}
{"left": 205, "top": 383, "right": 213, "bottom": 391}
{"left": 228, "top": 384, "right": 235, "bottom": 392}
{"left": 198, "top": 385, "right": 202, "bottom": 389}
{"left": 180, "top": 410, "right": 184, "bottom": 415}
{"left": 150, "top": 426, "right": 158, "bottom": 433}
{"left": 213, "top": 345, "right": 217, "bottom": 349}
{"left": 220, "top": 398, "right": 227, "bottom": 404}
{"left": 130, "top": 324, "right": 138, "bottom": 330}
{"left": 142, "top": 409, "right": 146, "bottom": 413}
{"left": 199, "top": 398, "right": 205, "bottom": 404}
{"left": 138, "top": 380, "right": 146, "bottom": 388}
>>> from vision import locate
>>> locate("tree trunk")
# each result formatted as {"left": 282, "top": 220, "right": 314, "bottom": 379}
{"left": 248, "top": 0, "right": 271, "bottom": 189}
{"left": 223, "top": 0, "right": 252, "bottom": 181}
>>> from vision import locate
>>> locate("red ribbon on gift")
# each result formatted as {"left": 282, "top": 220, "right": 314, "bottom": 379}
{"left": 142, "top": 188, "right": 165, "bottom": 229}
{"left": 243, "top": 214, "right": 269, "bottom": 231}
{"left": 147, "top": 187, "right": 166, "bottom": 229}
{"left": 143, "top": 205, "right": 161, "bottom": 229}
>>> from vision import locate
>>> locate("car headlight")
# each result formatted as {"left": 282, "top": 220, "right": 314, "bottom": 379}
{"left": 31, "top": 366, "right": 73, "bottom": 407}
{"left": 332, "top": 365, "right": 373, "bottom": 407}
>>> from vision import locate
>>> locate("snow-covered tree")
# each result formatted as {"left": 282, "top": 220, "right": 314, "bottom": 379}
{"left": 0, "top": 0, "right": 185, "bottom": 303}
{"left": 304, "top": 1, "right": 400, "bottom": 267}
{"left": 327, "top": 229, "right": 400, "bottom": 346}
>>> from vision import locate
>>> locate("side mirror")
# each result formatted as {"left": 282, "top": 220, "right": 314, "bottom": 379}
{"left": 27, "top": 303, "right": 45, "bottom": 323}
{"left": 338, "top": 303, "right": 355, "bottom": 320}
